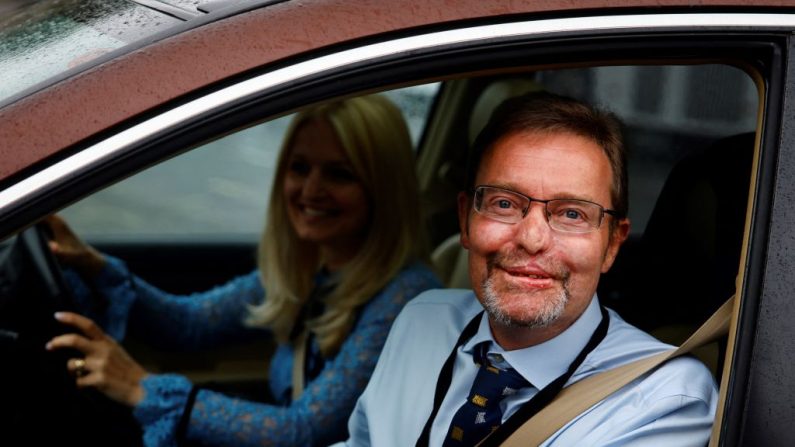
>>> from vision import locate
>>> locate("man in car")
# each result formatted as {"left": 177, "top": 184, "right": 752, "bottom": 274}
{"left": 336, "top": 92, "right": 718, "bottom": 446}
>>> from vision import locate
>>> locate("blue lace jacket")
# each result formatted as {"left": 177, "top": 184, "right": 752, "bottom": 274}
{"left": 66, "top": 256, "right": 440, "bottom": 447}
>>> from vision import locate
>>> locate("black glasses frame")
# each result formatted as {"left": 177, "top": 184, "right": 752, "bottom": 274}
{"left": 472, "top": 185, "right": 618, "bottom": 232}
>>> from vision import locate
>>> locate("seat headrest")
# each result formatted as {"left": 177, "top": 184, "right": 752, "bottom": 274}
{"left": 468, "top": 78, "right": 543, "bottom": 146}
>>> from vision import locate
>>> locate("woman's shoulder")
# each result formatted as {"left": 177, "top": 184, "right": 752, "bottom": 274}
{"left": 359, "top": 261, "right": 442, "bottom": 317}
{"left": 390, "top": 261, "right": 442, "bottom": 291}
{"left": 401, "top": 260, "right": 440, "bottom": 276}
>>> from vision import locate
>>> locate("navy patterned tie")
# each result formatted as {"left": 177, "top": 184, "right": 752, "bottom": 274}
{"left": 442, "top": 343, "right": 530, "bottom": 446}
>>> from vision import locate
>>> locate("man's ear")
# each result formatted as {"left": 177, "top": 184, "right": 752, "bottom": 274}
{"left": 601, "top": 218, "right": 630, "bottom": 273}
{"left": 457, "top": 191, "right": 472, "bottom": 249}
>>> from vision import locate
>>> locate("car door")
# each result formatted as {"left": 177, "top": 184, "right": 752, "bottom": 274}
{"left": 1, "top": 8, "right": 794, "bottom": 446}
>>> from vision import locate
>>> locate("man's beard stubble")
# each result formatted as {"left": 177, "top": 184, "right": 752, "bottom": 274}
{"left": 481, "top": 251, "right": 571, "bottom": 329}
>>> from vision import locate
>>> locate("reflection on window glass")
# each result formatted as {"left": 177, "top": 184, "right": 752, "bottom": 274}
{"left": 383, "top": 83, "right": 440, "bottom": 146}
{"left": 63, "top": 83, "right": 440, "bottom": 240}
{"left": 0, "top": 0, "right": 180, "bottom": 104}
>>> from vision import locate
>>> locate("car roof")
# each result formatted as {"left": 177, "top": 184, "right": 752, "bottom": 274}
{"left": 0, "top": 0, "right": 791, "bottom": 184}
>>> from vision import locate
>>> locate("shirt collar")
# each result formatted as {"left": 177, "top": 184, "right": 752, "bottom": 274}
{"left": 462, "top": 295, "right": 602, "bottom": 390}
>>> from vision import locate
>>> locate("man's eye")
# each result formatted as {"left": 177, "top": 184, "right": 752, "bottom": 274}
{"left": 486, "top": 197, "right": 519, "bottom": 214}
{"left": 557, "top": 208, "right": 592, "bottom": 222}
{"left": 488, "top": 197, "right": 516, "bottom": 209}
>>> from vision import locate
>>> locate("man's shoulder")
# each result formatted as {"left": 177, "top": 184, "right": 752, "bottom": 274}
{"left": 596, "top": 309, "right": 676, "bottom": 365}
{"left": 584, "top": 308, "right": 718, "bottom": 402}
{"left": 552, "top": 312, "right": 718, "bottom": 446}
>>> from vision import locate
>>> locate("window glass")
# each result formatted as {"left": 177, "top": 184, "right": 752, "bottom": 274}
{"left": 61, "top": 83, "right": 440, "bottom": 240}
{"left": 382, "top": 82, "right": 441, "bottom": 145}
{"left": 535, "top": 64, "right": 757, "bottom": 233}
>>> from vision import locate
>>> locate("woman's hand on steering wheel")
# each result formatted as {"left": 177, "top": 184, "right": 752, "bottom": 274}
{"left": 44, "top": 214, "right": 106, "bottom": 278}
{"left": 45, "top": 312, "right": 148, "bottom": 408}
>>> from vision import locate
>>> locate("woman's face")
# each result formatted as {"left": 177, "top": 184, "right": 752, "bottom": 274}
{"left": 283, "top": 118, "right": 371, "bottom": 268}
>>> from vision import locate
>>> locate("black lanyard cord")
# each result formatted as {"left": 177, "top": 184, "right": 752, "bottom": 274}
{"left": 416, "top": 306, "right": 610, "bottom": 447}
{"left": 416, "top": 310, "right": 485, "bottom": 447}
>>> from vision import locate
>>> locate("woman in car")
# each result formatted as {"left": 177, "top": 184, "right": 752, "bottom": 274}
{"left": 44, "top": 94, "right": 440, "bottom": 447}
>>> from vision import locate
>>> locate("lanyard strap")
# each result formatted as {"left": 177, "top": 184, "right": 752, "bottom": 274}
{"left": 416, "top": 310, "right": 485, "bottom": 447}
{"left": 416, "top": 306, "right": 609, "bottom": 447}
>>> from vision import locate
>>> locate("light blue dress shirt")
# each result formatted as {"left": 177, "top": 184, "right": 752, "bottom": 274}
{"left": 337, "top": 289, "right": 718, "bottom": 447}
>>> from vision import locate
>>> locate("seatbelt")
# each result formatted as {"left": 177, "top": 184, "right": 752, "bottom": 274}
{"left": 500, "top": 294, "right": 734, "bottom": 446}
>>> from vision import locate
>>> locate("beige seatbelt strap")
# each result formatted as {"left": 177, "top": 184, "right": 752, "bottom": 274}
{"left": 291, "top": 330, "right": 308, "bottom": 401}
{"left": 500, "top": 294, "right": 735, "bottom": 446}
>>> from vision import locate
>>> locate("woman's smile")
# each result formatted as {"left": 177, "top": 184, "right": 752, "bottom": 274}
{"left": 284, "top": 118, "right": 371, "bottom": 266}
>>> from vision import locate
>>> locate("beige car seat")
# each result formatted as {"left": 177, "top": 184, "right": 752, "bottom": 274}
{"left": 431, "top": 233, "right": 471, "bottom": 288}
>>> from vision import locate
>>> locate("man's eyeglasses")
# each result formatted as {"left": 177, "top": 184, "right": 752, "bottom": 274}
{"left": 472, "top": 185, "right": 618, "bottom": 233}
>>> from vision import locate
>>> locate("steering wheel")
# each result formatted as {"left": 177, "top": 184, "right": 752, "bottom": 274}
{"left": 0, "top": 223, "right": 142, "bottom": 446}
{"left": 0, "top": 223, "right": 78, "bottom": 433}
{"left": 0, "top": 221, "right": 74, "bottom": 341}
{"left": 20, "top": 221, "right": 72, "bottom": 304}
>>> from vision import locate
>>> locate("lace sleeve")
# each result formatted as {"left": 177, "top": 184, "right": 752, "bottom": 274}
{"left": 180, "top": 264, "right": 441, "bottom": 447}
{"left": 127, "top": 268, "right": 268, "bottom": 350}
{"left": 79, "top": 255, "right": 268, "bottom": 349}
{"left": 62, "top": 257, "right": 139, "bottom": 341}
{"left": 133, "top": 374, "right": 195, "bottom": 447}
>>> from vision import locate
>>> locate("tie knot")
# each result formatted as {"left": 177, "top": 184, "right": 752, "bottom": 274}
{"left": 469, "top": 343, "right": 529, "bottom": 406}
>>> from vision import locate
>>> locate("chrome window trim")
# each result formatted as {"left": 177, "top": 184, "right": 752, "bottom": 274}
{"left": 1, "top": 12, "right": 793, "bottom": 214}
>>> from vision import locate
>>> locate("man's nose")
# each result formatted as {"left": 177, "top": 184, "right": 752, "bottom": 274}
{"left": 515, "top": 203, "right": 551, "bottom": 253}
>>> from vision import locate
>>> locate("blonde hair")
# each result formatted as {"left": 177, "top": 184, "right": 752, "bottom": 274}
{"left": 247, "top": 94, "right": 428, "bottom": 357}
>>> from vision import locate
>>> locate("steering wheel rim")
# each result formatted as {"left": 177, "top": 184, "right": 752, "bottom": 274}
{"left": 0, "top": 221, "right": 75, "bottom": 336}
{"left": 18, "top": 221, "right": 73, "bottom": 309}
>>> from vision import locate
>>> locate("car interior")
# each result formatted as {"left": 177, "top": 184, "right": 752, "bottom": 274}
{"left": 46, "top": 62, "right": 757, "bottom": 383}
{"left": 0, "top": 60, "right": 761, "bottom": 443}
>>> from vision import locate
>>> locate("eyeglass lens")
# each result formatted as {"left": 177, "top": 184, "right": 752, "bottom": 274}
{"left": 475, "top": 186, "right": 605, "bottom": 233}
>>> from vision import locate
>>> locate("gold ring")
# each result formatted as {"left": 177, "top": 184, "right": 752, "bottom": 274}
{"left": 73, "top": 358, "right": 88, "bottom": 377}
